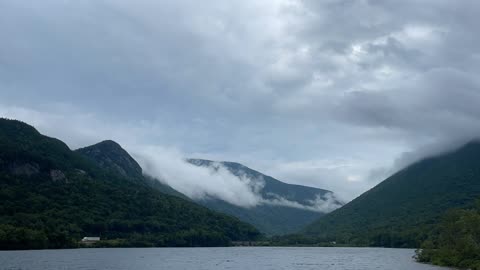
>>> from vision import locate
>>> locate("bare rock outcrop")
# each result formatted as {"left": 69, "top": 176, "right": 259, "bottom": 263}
{"left": 10, "top": 163, "right": 40, "bottom": 176}
{"left": 50, "top": 169, "right": 67, "bottom": 182}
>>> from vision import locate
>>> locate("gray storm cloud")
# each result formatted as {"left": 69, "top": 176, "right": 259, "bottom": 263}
{"left": 2, "top": 1, "right": 480, "bottom": 200}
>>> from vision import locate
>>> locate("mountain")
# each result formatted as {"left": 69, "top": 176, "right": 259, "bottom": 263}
{"left": 76, "top": 140, "right": 186, "bottom": 198}
{"left": 0, "top": 118, "right": 260, "bottom": 250}
{"left": 303, "top": 141, "right": 480, "bottom": 248}
{"left": 187, "top": 159, "right": 343, "bottom": 235}
{"left": 76, "top": 140, "right": 143, "bottom": 179}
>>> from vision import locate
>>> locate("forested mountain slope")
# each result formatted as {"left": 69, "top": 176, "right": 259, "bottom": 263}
{"left": 0, "top": 118, "right": 260, "bottom": 250}
{"left": 304, "top": 141, "right": 480, "bottom": 247}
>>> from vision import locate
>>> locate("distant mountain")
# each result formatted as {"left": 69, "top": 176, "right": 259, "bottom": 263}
{"left": 0, "top": 118, "right": 260, "bottom": 250}
{"left": 303, "top": 141, "right": 480, "bottom": 247}
{"left": 187, "top": 159, "right": 343, "bottom": 235}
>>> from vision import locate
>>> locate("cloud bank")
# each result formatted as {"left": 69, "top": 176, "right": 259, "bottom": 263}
{"left": 134, "top": 146, "right": 263, "bottom": 208}
{"left": 135, "top": 146, "right": 341, "bottom": 212}
{"left": 264, "top": 193, "right": 343, "bottom": 213}
{"left": 2, "top": 1, "right": 480, "bottom": 200}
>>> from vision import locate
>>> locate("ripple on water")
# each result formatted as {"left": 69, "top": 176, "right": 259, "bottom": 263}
{"left": 0, "top": 247, "right": 452, "bottom": 270}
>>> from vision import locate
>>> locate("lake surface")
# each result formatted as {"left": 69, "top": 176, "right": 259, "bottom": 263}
{"left": 0, "top": 247, "right": 451, "bottom": 270}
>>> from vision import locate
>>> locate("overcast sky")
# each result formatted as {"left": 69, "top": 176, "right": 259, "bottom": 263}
{"left": 2, "top": 0, "right": 480, "bottom": 201}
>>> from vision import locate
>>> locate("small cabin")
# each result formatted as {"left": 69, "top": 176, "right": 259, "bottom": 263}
{"left": 81, "top": 236, "right": 100, "bottom": 242}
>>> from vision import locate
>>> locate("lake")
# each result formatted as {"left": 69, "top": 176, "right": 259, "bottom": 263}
{"left": 0, "top": 247, "right": 450, "bottom": 270}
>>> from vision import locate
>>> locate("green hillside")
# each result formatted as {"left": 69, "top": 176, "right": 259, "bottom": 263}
{"left": 304, "top": 142, "right": 480, "bottom": 247}
{"left": 198, "top": 200, "right": 326, "bottom": 236}
{"left": 0, "top": 118, "right": 260, "bottom": 250}
{"left": 416, "top": 201, "right": 480, "bottom": 269}
{"left": 188, "top": 159, "right": 343, "bottom": 235}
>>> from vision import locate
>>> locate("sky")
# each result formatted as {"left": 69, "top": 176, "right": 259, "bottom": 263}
{"left": 2, "top": 0, "right": 480, "bottom": 202}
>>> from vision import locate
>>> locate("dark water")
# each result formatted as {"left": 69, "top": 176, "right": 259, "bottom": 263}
{"left": 0, "top": 247, "right": 450, "bottom": 270}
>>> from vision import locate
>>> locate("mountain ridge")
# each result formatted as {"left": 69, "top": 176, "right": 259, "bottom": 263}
{"left": 0, "top": 118, "right": 260, "bottom": 249}
{"left": 76, "top": 140, "right": 188, "bottom": 199}
{"left": 302, "top": 140, "right": 480, "bottom": 247}
{"left": 76, "top": 140, "right": 143, "bottom": 179}
{"left": 187, "top": 158, "right": 343, "bottom": 235}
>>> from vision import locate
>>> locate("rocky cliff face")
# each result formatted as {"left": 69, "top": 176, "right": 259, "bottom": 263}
{"left": 76, "top": 140, "right": 143, "bottom": 179}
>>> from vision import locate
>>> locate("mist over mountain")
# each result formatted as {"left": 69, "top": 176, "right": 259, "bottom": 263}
{"left": 0, "top": 118, "right": 259, "bottom": 249}
{"left": 184, "top": 159, "right": 343, "bottom": 235}
{"left": 2, "top": 0, "right": 480, "bottom": 267}
{"left": 74, "top": 141, "right": 344, "bottom": 235}
{"left": 5, "top": 1, "right": 480, "bottom": 203}
{"left": 302, "top": 141, "right": 480, "bottom": 247}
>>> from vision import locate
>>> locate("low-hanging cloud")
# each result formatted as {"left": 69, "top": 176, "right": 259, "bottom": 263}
{"left": 135, "top": 147, "right": 341, "bottom": 212}
{"left": 134, "top": 146, "right": 263, "bottom": 208}
{"left": 263, "top": 193, "right": 343, "bottom": 213}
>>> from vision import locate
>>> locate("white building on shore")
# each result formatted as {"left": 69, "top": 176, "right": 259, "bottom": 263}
{"left": 81, "top": 237, "right": 100, "bottom": 243}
